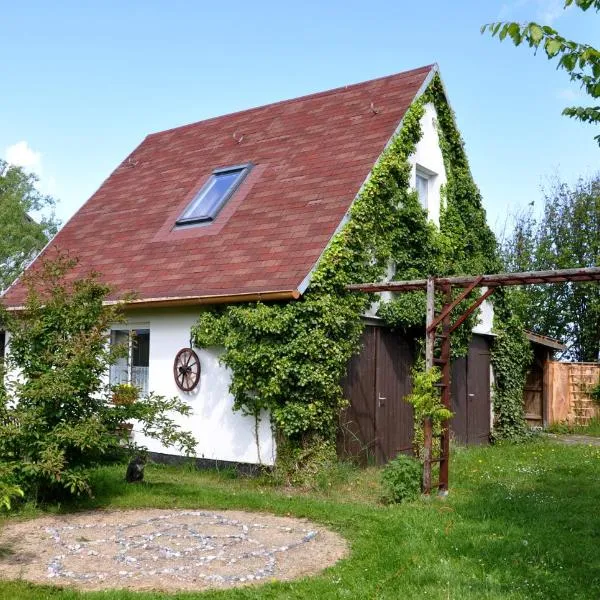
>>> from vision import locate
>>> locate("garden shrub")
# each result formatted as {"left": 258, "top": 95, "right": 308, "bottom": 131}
{"left": 380, "top": 453, "right": 422, "bottom": 504}
{"left": 271, "top": 435, "right": 341, "bottom": 488}
{"left": 0, "top": 254, "right": 196, "bottom": 505}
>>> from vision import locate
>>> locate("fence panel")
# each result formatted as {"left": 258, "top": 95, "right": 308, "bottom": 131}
{"left": 547, "top": 362, "right": 600, "bottom": 425}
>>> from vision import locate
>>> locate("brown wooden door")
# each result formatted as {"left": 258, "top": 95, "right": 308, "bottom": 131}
{"left": 374, "top": 328, "right": 414, "bottom": 462}
{"left": 450, "top": 335, "right": 491, "bottom": 445}
{"left": 340, "top": 326, "right": 414, "bottom": 464}
{"left": 524, "top": 347, "right": 546, "bottom": 427}
{"left": 466, "top": 336, "right": 491, "bottom": 444}
{"left": 339, "top": 327, "right": 377, "bottom": 461}
{"left": 450, "top": 354, "right": 468, "bottom": 443}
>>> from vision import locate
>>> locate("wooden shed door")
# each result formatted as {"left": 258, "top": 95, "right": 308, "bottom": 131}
{"left": 374, "top": 329, "right": 414, "bottom": 462}
{"left": 524, "top": 348, "right": 546, "bottom": 427}
{"left": 451, "top": 336, "right": 490, "bottom": 445}
{"left": 340, "top": 326, "right": 414, "bottom": 464}
{"left": 467, "top": 336, "right": 491, "bottom": 444}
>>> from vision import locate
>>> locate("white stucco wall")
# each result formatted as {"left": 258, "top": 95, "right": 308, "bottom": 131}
{"left": 408, "top": 102, "right": 447, "bottom": 227}
{"left": 119, "top": 307, "right": 275, "bottom": 466}
{"left": 471, "top": 288, "right": 495, "bottom": 335}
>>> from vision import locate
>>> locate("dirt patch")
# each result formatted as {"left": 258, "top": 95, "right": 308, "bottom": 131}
{"left": 546, "top": 433, "right": 600, "bottom": 446}
{"left": 0, "top": 509, "right": 348, "bottom": 592}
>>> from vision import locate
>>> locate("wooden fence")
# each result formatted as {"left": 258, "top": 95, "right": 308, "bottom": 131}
{"left": 546, "top": 362, "right": 600, "bottom": 425}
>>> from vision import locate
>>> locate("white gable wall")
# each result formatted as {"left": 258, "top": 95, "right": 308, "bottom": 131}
{"left": 118, "top": 307, "right": 275, "bottom": 466}
{"left": 365, "top": 101, "right": 447, "bottom": 317}
{"left": 408, "top": 102, "right": 446, "bottom": 227}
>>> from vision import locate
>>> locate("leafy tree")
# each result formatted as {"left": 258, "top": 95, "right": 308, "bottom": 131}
{"left": 482, "top": 0, "right": 600, "bottom": 143}
{"left": 0, "top": 160, "right": 60, "bottom": 293}
{"left": 0, "top": 255, "right": 196, "bottom": 504}
{"left": 500, "top": 174, "right": 600, "bottom": 361}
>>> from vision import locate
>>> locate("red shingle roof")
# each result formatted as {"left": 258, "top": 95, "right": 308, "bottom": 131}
{"left": 3, "top": 65, "right": 435, "bottom": 308}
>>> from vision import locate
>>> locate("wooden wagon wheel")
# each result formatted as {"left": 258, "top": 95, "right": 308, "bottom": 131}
{"left": 173, "top": 348, "right": 200, "bottom": 392}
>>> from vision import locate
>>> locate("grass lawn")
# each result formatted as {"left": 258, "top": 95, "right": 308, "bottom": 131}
{"left": 0, "top": 438, "right": 599, "bottom": 599}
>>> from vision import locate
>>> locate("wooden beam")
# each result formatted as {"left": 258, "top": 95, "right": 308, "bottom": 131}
{"left": 449, "top": 287, "right": 496, "bottom": 334}
{"left": 346, "top": 266, "right": 600, "bottom": 294}
{"left": 426, "top": 276, "right": 483, "bottom": 333}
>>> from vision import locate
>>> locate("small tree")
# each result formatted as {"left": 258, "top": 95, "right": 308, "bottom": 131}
{"left": 482, "top": 0, "right": 600, "bottom": 144}
{"left": 0, "top": 160, "right": 59, "bottom": 293}
{"left": 0, "top": 254, "right": 196, "bottom": 503}
{"left": 500, "top": 174, "right": 600, "bottom": 361}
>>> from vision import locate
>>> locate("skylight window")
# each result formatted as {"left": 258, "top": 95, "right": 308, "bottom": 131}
{"left": 176, "top": 164, "right": 251, "bottom": 226}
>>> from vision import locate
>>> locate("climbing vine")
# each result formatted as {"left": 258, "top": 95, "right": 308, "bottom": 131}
{"left": 490, "top": 289, "right": 533, "bottom": 441}
{"left": 192, "top": 74, "right": 532, "bottom": 473}
{"left": 193, "top": 96, "right": 431, "bottom": 471}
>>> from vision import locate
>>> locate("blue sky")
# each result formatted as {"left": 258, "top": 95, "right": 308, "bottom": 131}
{"left": 1, "top": 0, "right": 597, "bottom": 236}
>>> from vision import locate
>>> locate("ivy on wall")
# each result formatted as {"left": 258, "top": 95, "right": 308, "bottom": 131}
{"left": 192, "top": 74, "right": 532, "bottom": 471}
{"left": 193, "top": 96, "right": 431, "bottom": 468}
{"left": 489, "top": 289, "right": 533, "bottom": 441}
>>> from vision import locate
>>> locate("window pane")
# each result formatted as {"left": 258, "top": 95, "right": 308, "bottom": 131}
{"left": 179, "top": 169, "right": 242, "bottom": 223}
{"left": 416, "top": 173, "right": 428, "bottom": 208}
{"left": 131, "top": 329, "right": 149, "bottom": 396}
{"left": 132, "top": 329, "right": 150, "bottom": 367}
{"left": 109, "top": 330, "right": 130, "bottom": 387}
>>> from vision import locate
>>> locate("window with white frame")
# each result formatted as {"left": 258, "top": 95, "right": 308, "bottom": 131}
{"left": 415, "top": 165, "right": 439, "bottom": 212}
{"left": 109, "top": 327, "right": 150, "bottom": 396}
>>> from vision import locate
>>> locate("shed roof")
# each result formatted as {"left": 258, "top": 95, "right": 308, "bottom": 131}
{"left": 2, "top": 64, "right": 435, "bottom": 308}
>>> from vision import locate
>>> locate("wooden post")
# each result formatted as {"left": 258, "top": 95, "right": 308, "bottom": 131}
{"left": 423, "top": 277, "right": 435, "bottom": 494}
{"left": 438, "top": 285, "right": 452, "bottom": 494}
{"left": 425, "top": 277, "right": 435, "bottom": 371}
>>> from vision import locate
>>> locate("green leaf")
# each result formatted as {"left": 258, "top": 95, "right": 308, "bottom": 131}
{"left": 508, "top": 23, "right": 523, "bottom": 45}
{"left": 545, "top": 38, "right": 564, "bottom": 59}
{"left": 529, "top": 24, "right": 545, "bottom": 45}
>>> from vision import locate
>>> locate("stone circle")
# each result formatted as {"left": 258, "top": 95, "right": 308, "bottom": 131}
{"left": 0, "top": 509, "right": 347, "bottom": 592}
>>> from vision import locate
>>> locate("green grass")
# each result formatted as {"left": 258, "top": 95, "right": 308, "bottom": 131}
{"left": 547, "top": 416, "right": 600, "bottom": 437}
{"left": 1, "top": 439, "right": 599, "bottom": 599}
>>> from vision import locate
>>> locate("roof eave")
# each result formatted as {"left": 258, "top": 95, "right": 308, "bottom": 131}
{"left": 5, "top": 289, "right": 301, "bottom": 312}
{"left": 525, "top": 331, "right": 567, "bottom": 352}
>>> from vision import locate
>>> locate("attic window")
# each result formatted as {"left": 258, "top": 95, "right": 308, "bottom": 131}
{"left": 415, "top": 165, "right": 436, "bottom": 210}
{"left": 176, "top": 164, "right": 252, "bottom": 226}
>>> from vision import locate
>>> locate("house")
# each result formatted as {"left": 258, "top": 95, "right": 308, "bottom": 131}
{"left": 1, "top": 64, "right": 499, "bottom": 467}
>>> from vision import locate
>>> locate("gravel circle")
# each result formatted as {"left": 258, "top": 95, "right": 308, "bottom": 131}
{"left": 0, "top": 509, "right": 348, "bottom": 592}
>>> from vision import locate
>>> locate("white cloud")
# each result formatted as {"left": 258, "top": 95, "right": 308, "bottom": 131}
{"left": 4, "top": 141, "right": 59, "bottom": 198}
{"left": 556, "top": 88, "right": 583, "bottom": 102}
{"left": 537, "top": 0, "right": 565, "bottom": 24}
{"left": 498, "top": 0, "right": 566, "bottom": 24}
{"left": 5, "top": 140, "right": 42, "bottom": 172}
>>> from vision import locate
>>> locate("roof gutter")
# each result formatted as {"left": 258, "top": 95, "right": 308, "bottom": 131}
{"left": 109, "top": 289, "right": 301, "bottom": 309}
{"left": 5, "top": 289, "right": 301, "bottom": 312}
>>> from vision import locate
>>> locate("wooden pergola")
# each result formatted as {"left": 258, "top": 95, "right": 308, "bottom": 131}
{"left": 347, "top": 266, "right": 600, "bottom": 493}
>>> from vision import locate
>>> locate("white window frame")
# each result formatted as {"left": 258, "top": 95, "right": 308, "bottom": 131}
{"left": 415, "top": 164, "right": 437, "bottom": 211}
{"left": 109, "top": 324, "right": 150, "bottom": 396}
